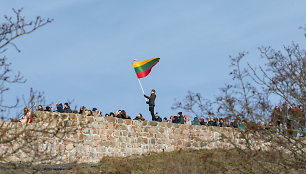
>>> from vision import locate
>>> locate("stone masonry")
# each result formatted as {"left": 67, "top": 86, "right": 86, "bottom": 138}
{"left": 0, "top": 112, "right": 245, "bottom": 164}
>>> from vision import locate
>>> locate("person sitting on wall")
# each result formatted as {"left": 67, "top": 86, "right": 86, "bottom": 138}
{"left": 155, "top": 113, "right": 162, "bottom": 122}
{"left": 169, "top": 115, "right": 175, "bottom": 123}
{"left": 192, "top": 117, "right": 201, "bottom": 125}
{"left": 56, "top": 103, "right": 64, "bottom": 113}
{"left": 134, "top": 113, "right": 145, "bottom": 121}
{"left": 178, "top": 112, "right": 184, "bottom": 124}
{"left": 63, "top": 103, "right": 72, "bottom": 113}
{"left": 230, "top": 119, "right": 238, "bottom": 128}
{"left": 199, "top": 118, "right": 206, "bottom": 125}
{"left": 184, "top": 115, "right": 191, "bottom": 125}
{"left": 37, "top": 105, "right": 44, "bottom": 111}
{"left": 173, "top": 112, "right": 184, "bottom": 124}
{"left": 92, "top": 108, "right": 102, "bottom": 117}
{"left": 219, "top": 118, "right": 224, "bottom": 127}
{"left": 115, "top": 110, "right": 122, "bottom": 118}
{"left": 121, "top": 110, "right": 131, "bottom": 119}
{"left": 212, "top": 118, "right": 218, "bottom": 126}
{"left": 224, "top": 119, "right": 231, "bottom": 127}
{"left": 207, "top": 117, "right": 215, "bottom": 126}
{"left": 20, "top": 107, "right": 33, "bottom": 123}
{"left": 79, "top": 106, "right": 85, "bottom": 114}
{"left": 239, "top": 120, "right": 247, "bottom": 130}
{"left": 116, "top": 110, "right": 130, "bottom": 119}
{"left": 44, "top": 106, "right": 52, "bottom": 112}
{"left": 84, "top": 108, "right": 93, "bottom": 116}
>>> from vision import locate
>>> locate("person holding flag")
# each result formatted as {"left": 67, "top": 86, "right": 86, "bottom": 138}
{"left": 132, "top": 57, "right": 160, "bottom": 121}
{"left": 144, "top": 89, "right": 156, "bottom": 121}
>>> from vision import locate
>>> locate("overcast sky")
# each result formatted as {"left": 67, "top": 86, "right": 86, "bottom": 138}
{"left": 2, "top": 0, "right": 306, "bottom": 120}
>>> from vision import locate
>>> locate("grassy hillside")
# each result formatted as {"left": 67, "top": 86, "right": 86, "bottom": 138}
{"left": 2, "top": 149, "right": 304, "bottom": 174}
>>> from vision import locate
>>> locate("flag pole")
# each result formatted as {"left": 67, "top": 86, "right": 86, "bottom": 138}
{"left": 133, "top": 58, "right": 146, "bottom": 98}
{"left": 138, "top": 78, "right": 145, "bottom": 95}
{"left": 137, "top": 78, "right": 147, "bottom": 102}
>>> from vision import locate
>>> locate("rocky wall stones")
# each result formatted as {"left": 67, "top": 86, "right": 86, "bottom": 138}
{"left": 0, "top": 112, "right": 241, "bottom": 164}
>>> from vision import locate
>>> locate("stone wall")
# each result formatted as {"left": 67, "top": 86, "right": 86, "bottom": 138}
{"left": 0, "top": 112, "right": 246, "bottom": 164}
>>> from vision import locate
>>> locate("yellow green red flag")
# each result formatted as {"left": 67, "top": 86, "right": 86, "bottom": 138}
{"left": 132, "top": 58, "right": 160, "bottom": 78}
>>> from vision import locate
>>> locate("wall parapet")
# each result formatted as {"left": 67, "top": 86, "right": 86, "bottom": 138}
{"left": 1, "top": 112, "right": 248, "bottom": 164}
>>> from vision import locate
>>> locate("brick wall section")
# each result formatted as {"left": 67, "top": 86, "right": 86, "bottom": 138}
{"left": 1, "top": 112, "right": 243, "bottom": 164}
{"left": 73, "top": 116, "right": 236, "bottom": 163}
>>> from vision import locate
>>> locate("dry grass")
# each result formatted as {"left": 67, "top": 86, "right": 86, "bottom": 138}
{"left": 1, "top": 149, "right": 305, "bottom": 174}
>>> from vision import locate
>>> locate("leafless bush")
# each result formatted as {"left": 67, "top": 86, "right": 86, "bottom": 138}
{"left": 173, "top": 40, "right": 306, "bottom": 173}
{"left": 0, "top": 8, "right": 53, "bottom": 118}
{"left": 0, "top": 9, "right": 88, "bottom": 170}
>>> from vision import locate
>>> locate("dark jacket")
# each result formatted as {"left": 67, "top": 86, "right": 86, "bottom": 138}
{"left": 118, "top": 113, "right": 131, "bottom": 119}
{"left": 63, "top": 107, "right": 72, "bottom": 113}
{"left": 56, "top": 104, "right": 64, "bottom": 113}
{"left": 144, "top": 93, "right": 156, "bottom": 106}
{"left": 192, "top": 117, "right": 201, "bottom": 125}
{"left": 155, "top": 116, "right": 162, "bottom": 122}
{"left": 271, "top": 109, "right": 281, "bottom": 123}
{"left": 230, "top": 121, "right": 238, "bottom": 128}
{"left": 179, "top": 115, "right": 184, "bottom": 124}
{"left": 173, "top": 116, "right": 179, "bottom": 123}
{"left": 207, "top": 120, "right": 215, "bottom": 126}
{"left": 172, "top": 115, "right": 184, "bottom": 124}
{"left": 219, "top": 122, "right": 224, "bottom": 127}
{"left": 134, "top": 116, "right": 145, "bottom": 121}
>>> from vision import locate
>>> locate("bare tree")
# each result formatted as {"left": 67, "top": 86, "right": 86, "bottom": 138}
{"left": 0, "top": 9, "right": 88, "bottom": 172}
{"left": 172, "top": 91, "right": 214, "bottom": 118}
{"left": 173, "top": 40, "right": 306, "bottom": 173}
{"left": 0, "top": 8, "right": 53, "bottom": 119}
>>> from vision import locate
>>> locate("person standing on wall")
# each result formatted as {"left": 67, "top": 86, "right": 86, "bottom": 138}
{"left": 144, "top": 89, "right": 156, "bottom": 121}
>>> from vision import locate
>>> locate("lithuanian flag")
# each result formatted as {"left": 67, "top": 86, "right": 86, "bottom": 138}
{"left": 132, "top": 58, "right": 160, "bottom": 78}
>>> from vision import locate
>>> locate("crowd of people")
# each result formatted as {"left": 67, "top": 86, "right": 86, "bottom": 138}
{"left": 270, "top": 104, "right": 304, "bottom": 136}
{"left": 17, "top": 102, "right": 304, "bottom": 137}
{"left": 18, "top": 103, "right": 248, "bottom": 129}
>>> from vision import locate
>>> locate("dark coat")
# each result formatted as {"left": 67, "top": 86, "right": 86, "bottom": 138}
{"left": 271, "top": 109, "right": 281, "bottom": 123}
{"left": 230, "top": 122, "right": 238, "bottom": 128}
{"left": 173, "top": 115, "right": 184, "bottom": 124}
{"left": 219, "top": 122, "right": 224, "bottom": 127}
{"left": 63, "top": 107, "right": 72, "bottom": 113}
{"left": 173, "top": 116, "right": 179, "bottom": 123}
{"left": 134, "top": 116, "right": 145, "bottom": 121}
{"left": 179, "top": 115, "right": 184, "bottom": 124}
{"left": 207, "top": 120, "right": 215, "bottom": 126}
{"left": 56, "top": 104, "right": 64, "bottom": 113}
{"left": 118, "top": 113, "right": 130, "bottom": 119}
{"left": 155, "top": 116, "right": 162, "bottom": 122}
{"left": 144, "top": 93, "right": 156, "bottom": 106}
{"left": 192, "top": 117, "right": 201, "bottom": 125}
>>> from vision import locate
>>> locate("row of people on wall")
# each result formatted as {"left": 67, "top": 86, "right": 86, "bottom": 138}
{"left": 270, "top": 104, "right": 304, "bottom": 137}
{"left": 18, "top": 104, "right": 245, "bottom": 129}
{"left": 16, "top": 103, "right": 305, "bottom": 137}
